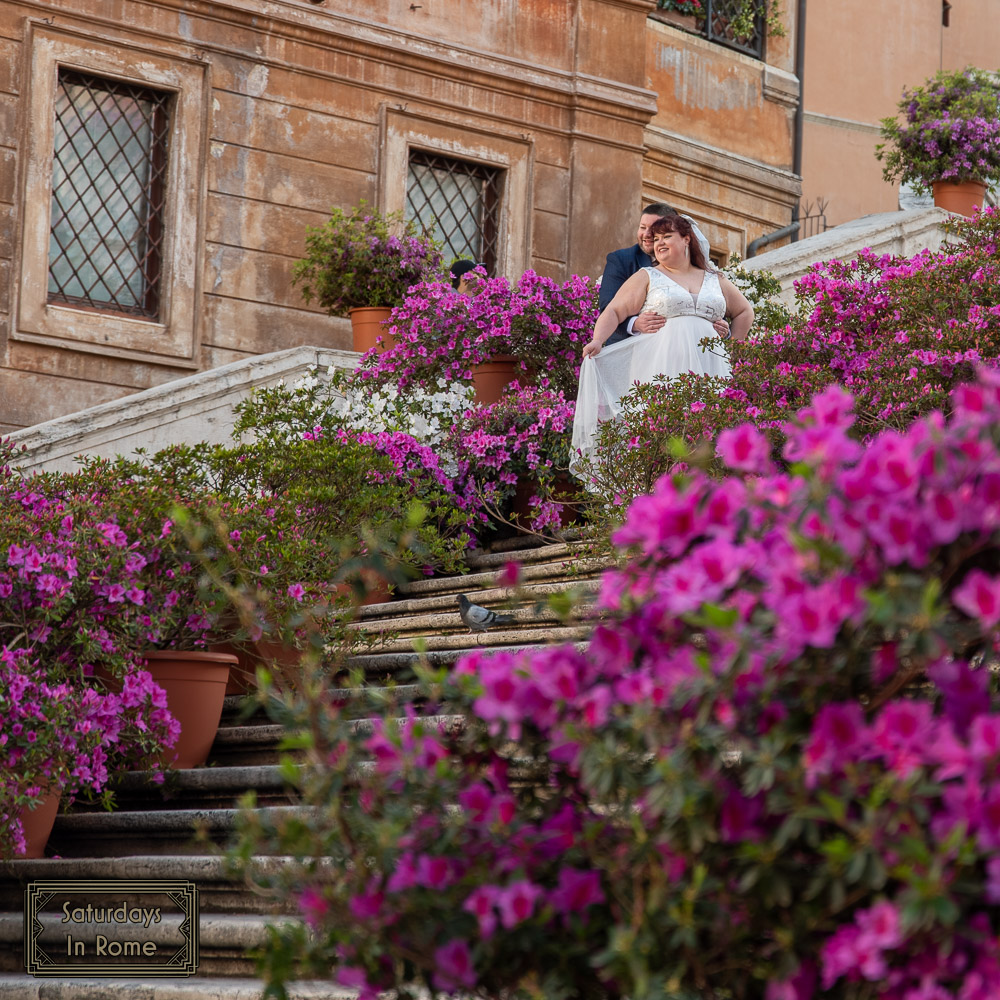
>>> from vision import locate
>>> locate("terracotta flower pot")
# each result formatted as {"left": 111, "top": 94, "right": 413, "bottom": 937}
{"left": 15, "top": 790, "right": 62, "bottom": 859}
{"left": 471, "top": 355, "right": 521, "bottom": 406}
{"left": 141, "top": 651, "right": 236, "bottom": 769}
{"left": 348, "top": 307, "right": 394, "bottom": 354}
{"left": 932, "top": 180, "right": 987, "bottom": 217}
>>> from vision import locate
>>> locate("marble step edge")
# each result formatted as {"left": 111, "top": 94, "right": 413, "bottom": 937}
{"left": 51, "top": 805, "right": 305, "bottom": 836}
{"left": 346, "top": 601, "right": 596, "bottom": 638}
{"left": 350, "top": 623, "right": 594, "bottom": 655}
{"left": 0, "top": 855, "right": 299, "bottom": 884}
{"left": 381, "top": 555, "right": 607, "bottom": 605}
{"left": 0, "top": 975, "right": 353, "bottom": 999}
{"left": 211, "top": 714, "right": 462, "bottom": 749}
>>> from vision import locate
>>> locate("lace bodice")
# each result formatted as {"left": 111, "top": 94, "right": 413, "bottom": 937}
{"left": 641, "top": 267, "right": 726, "bottom": 322}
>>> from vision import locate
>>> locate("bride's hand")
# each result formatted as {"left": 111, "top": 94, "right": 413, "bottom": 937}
{"left": 582, "top": 340, "right": 602, "bottom": 359}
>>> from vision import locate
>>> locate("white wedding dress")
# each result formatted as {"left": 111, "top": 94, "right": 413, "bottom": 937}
{"left": 570, "top": 266, "right": 732, "bottom": 475}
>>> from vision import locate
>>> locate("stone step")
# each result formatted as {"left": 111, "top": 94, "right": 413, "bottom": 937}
{"left": 349, "top": 578, "right": 596, "bottom": 626}
{"left": 0, "top": 857, "right": 299, "bottom": 915}
{"left": 48, "top": 806, "right": 310, "bottom": 858}
{"left": 378, "top": 552, "right": 604, "bottom": 605}
{"left": 350, "top": 622, "right": 593, "bottom": 657}
{"left": 69, "top": 766, "right": 295, "bottom": 813}
{"left": 0, "top": 975, "right": 352, "bottom": 999}
{"left": 207, "top": 710, "right": 461, "bottom": 767}
{"left": 0, "top": 911, "right": 299, "bottom": 977}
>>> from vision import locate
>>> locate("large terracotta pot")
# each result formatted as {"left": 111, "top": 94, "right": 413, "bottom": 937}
{"left": 15, "top": 790, "right": 62, "bottom": 859}
{"left": 471, "top": 355, "right": 521, "bottom": 406}
{"left": 348, "top": 307, "right": 394, "bottom": 354}
{"left": 142, "top": 651, "right": 236, "bottom": 769}
{"left": 932, "top": 180, "right": 987, "bottom": 217}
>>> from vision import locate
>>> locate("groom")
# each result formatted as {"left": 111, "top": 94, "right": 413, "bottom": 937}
{"left": 600, "top": 202, "right": 726, "bottom": 346}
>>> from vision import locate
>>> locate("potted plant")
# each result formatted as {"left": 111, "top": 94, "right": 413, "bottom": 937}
{"left": 293, "top": 201, "right": 445, "bottom": 353}
{"left": 444, "top": 384, "right": 580, "bottom": 536}
{"left": 653, "top": 0, "right": 705, "bottom": 32}
{"left": 354, "top": 270, "right": 598, "bottom": 405}
{"left": 876, "top": 66, "right": 1000, "bottom": 216}
{"left": 654, "top": 0, "right": 784, "bottom": 42}
{"left": 0, "top": 648, "right": 177, "bottom": 857}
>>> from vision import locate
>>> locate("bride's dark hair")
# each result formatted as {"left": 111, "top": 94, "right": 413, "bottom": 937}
{"left": 648, "top": 215, "right": 708, "bottom": 271}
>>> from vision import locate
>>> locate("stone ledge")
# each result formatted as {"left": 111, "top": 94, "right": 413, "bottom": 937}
{"left": 9, "top": 347, "right": 359, "bottom": 475}
{"left": 741, "top": 207, "right": 953, "bottom": 305}
{"left": 0, "top": 975, "right": 353, "bottom": 999}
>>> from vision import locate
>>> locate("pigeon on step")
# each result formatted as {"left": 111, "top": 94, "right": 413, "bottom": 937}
{"left": 456, "top": 594, "right": 515, "bottom": 633}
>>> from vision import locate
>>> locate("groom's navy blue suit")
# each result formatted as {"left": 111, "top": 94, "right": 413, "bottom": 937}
{"left": 599, "top": 243, "right": 653, "bottom": 346}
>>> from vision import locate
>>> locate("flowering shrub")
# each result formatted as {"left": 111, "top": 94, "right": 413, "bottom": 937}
{"left": 233, "top": 368, "right": 1000, "bottom": 1000}
{"left": 224, "top": 375, "right": 481, "bottom": 574}
{"left": 656, "top": 0, "right": 704, "bottom": 16}
{"left": 876, "top": 66, "right": 1000, "bottom": 193}
{"left": 583, "top": 206, "right": 1000, "bottom": 508}
{"left": 355, "top": 270, "right": 599, "bottom": 400}
{"left": 0, "top": 472, "right": 184, "bottom": 855}
{"left": 656, "top": 0, "right": 784, "bottom": 38}
{"left": 292, "top": 201, "right": 444, "bottom": 316}
{"left": 0, "top": 648, "right": 177, "bottom": 858}
{"left": 444, "top": 384, "right": 579, "bottom": 534}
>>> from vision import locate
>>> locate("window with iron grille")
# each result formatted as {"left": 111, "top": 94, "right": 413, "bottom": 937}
{"left": 406, "top": 151, "right": 503, "bottom": 275}
{"left": 47, "top": 70, "right": 171, "bottom": 318}
{"left": 705, "top": 0, "right": 764, "bottom": 59}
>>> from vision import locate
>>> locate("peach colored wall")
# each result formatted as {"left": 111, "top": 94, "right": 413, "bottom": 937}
{"left": 639, "top": 8, "right": 800, "bottom": 261}
{"left": 801, "top": 0, "right": 1000, "bottom": 229}
{"left": 0, "top": 0, "right": 656, "bottom": 431}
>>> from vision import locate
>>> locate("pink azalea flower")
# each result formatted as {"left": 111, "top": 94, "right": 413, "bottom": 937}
{"left": 953, "top": 570, "right": 1000, "bottom": 627}
{"left": 549, "top": 867, "right": 604, "bottom": 916}
{"left": 432, "top": 939, "right": 476, "bottom": 991}
{"left": 494, "top": 879, "right": 543, "bottom": 929}
{"left": 716, "top": 424, "right": 772, "bottom": 473}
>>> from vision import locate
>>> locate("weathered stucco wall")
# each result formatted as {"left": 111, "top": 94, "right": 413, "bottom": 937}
{"left": 639, "top": 11, "right": 800, "bottom": 262}
{"left": 801, "top": 0, "right": 1000, "bottom": 229}
{"left": 1, "top": 0, "right": 802, "bottom": 433}
{"left": 0, "top": 0, "right": 658, "bottom": 432}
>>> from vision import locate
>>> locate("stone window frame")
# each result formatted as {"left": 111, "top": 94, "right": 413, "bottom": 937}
{"left": 13, "top": 23, "right": 209, "bottom": 366}
{"left": 377, "top": 107, "right": 533, "bottom": 281}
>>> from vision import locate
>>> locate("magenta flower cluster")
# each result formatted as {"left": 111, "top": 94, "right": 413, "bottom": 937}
{"left": 0, "top": 647, "right": 178, "bottom": 857}
{"left": 273, "top": 367, "right": 1000, "bottom": 999}
{"left": 444, "top": 385, "right": 577, "bottom": 531}
{"left": 355, "top": 270, "right": 598, "bottom": 399}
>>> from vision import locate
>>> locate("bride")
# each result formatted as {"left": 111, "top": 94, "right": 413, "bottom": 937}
{"left": 570, "top": 214, "right": 754, "bottom": 474}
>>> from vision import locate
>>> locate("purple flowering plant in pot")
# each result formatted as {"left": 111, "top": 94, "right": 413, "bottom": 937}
{"left": 443, "top": 384, "right": 580, "bottom": 535}
{"left": 0, "top": 459, "right": 187, "bottom": 856}
{"left": 354, "top": 269, "right": 599, "bottom": 402}
{"left": 292, "top": 201, "right": 445, "bottom": 319}
{"left": 876, "top": 66, "right": 1000, "bottom": 195}
{"left": 230, "top": 369, "right": 1000, "bottom": 1000}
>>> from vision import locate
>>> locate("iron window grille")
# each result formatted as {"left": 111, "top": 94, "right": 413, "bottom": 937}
{"left": 406, "top": 151, "right": 503, "bottom": 275}
{"left": 47, "top": 69, "right": 171, "bottom": 319}
{"left": 704, "top": 0, "right": 765, "bottom": 59}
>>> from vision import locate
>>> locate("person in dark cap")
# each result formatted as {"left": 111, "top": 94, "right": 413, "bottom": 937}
{"left": 449, "top": 259, "right": 482, "bottom": 293}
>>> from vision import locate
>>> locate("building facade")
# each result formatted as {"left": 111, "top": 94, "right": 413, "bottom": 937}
{"left": 0, "top": 0, "right": 800, "bottom": 432}
{"left": 799, "top": 0, "right": 1000, "bottom": 232}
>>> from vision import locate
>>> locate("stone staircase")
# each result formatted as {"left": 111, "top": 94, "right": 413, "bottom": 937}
{"left": 0, "top": 537, "right": 606, "bottom": 999}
